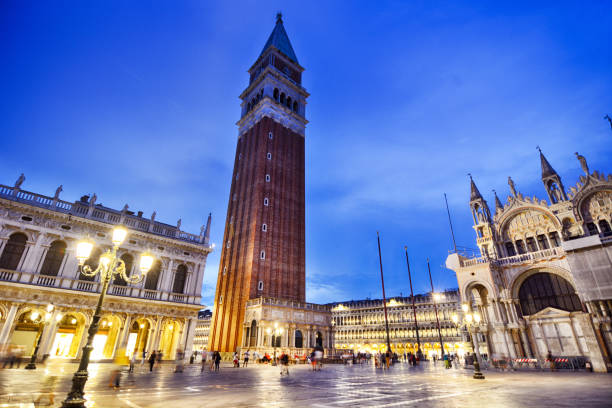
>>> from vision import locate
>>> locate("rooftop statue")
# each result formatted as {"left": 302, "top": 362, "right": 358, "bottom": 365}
{"left": 575, "top": 152, "right": 589, "bottom": 175}
{"left": 14, "top": 173, "right": 25, "bottom": 190}
{"left": 508, "top": 176, "right": 517, "bottom": 198}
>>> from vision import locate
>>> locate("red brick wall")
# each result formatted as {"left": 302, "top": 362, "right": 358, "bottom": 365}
{"left": 209, "top": 116, "right": 305, "bottom": 352}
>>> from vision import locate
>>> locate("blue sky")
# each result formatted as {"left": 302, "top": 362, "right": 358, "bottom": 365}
{"left": 1, "top": 1, "right": 611, "bottom": 308}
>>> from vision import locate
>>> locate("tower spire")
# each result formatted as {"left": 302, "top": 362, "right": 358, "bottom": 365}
{"left": 538, "top": 147, "right": 567, "bottom": 204}
{"left": 493, "top": 189, "right": 503, "bottom": 211}
{"left": 259, "top": 12, "right": 298, "bottom": 63}
{"left": 468, "top": 173, "right": 483, "bottom": 201}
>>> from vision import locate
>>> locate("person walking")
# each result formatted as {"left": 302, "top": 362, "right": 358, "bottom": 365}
{"left": 201, "top": 351, "right": 208, "bottom": 372}
{"left": 280, "top": 353, "right": 289, "bottom": 376}
{"left": 141, "top": 349, "right": 147, "bottom": 366}
{"left": 148, "top": 350, "right": 157, "bottom": 372}
{"left": 34, "top": 375, "right": 58, "bottom": 406}
{"left": 129, "top": 352, "right": 137, "bottom": 373}
{"left": 243, "top": 350, "right": 250, "bottom": 367}
{"left": 214, "top": 351, "right": 221, "bottom": 372}
{"left": 547, "top": 350, "right": 555, "bottom": 372}
{"left": 233, "top": 352, "right": 239, "bottom": 368}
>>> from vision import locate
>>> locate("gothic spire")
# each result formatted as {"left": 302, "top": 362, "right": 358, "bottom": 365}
{"left": 469, "top": 173, "right": 483, "bottom": 202}
{"left": 493, "top": 189, "right": 503, "bottom": 211}
{"left": 538, "top": 146, "right": 558, "bottom": 179}
{"left": 259, "top": 12, "right": 299, "bottom": 63}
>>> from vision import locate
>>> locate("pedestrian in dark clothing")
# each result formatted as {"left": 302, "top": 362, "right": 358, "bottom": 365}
{"left": 149, "top": 351, "right": 156, "bottom": 372}
{"left": 214, "top": 351, "right": 221, "bottom": 371}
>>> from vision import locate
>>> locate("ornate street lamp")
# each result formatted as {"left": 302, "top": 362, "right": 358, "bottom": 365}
{"left": 452, "top": 303, "right": 485, "bottom": 379}
{"left": 24, "top": 303, "right": 54, "bottom": 369}
{"left": 267, "top": 323, "right": 283, "bottom": 366}
{"left": 62, "top": 226, "right": 154, "bottom": 408}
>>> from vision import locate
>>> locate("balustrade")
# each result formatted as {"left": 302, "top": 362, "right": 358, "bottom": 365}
{"left": 0, "top": 268, "right": 192, "bottom": 304}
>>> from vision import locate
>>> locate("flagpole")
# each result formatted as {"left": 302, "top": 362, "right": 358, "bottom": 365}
{"left": 377, "top": 232, "right": 392, "bottom": 354}
{"left": 404, "top": 246, "right": 422, "bottom": 359}
{"left": 427, "top": 258, "right": 445, "bottom": 359}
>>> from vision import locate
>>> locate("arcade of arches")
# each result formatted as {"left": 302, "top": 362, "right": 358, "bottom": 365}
{"left": 0, "top": 297, "right": 195, "bottom": 362}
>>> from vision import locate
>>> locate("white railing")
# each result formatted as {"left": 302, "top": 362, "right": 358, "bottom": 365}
{"left": 460, "top": 246, "right": 565, "bottom": 268}
{"left": 0, "top": 184, "right": 209, "bottom": 247}
{"left": 0, "top": 268, "right": 193, "bottom": 304}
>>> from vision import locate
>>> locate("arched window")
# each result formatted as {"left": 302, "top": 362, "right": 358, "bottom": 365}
{"left": 80, "top": 247, "right": 103, "bottom": 281}
{"left": 316, "top": 331, "right": 323, "bottom": 347}
{"left": 292, "top": 101, "right": 298, "bottom": 112}
{"left": 273, "top": 88, "right": 279, "bottom": 102}
{"left": 518, "top": 272, "right": 582, "bottom": 316}
{"left": 172, "top": 264, "right": 187, "bottom": 294}
{"left": 246, "top": 102, "right": 251, "bottom": 112}
{"left": 145, "top": 260, "right": 161, "bottom": 290}
{"left": 114, "top": 253, "right": 133, "bottom": 286}
{"left": 586, "top": 222, "right": 598, "bottom": 236}
{"left": 271, "top": 333, "right": 281, "bottom": 347}
{"left": 599, "top": 219, "right": 612, "bottom": 236}
{"left": 286, "top": 96, "right": 292, "bottom": 108}
{"left": 280, "top": 93, "right": 286, "bottom": 105}
{"left": 0, "top": 233, "right": 27, "bottom": 270}
{"left": 249, "top": 320, "right": 257, "bottom": 347}
{"left": 295, "top": 330, "right": 303, "bottom": 348}
{"left": 40, "top": 240, "right": 66, "bottom": 276}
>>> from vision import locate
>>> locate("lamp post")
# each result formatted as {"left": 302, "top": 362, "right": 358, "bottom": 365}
{"left": 25, "top": 303, "right": 54, "bottom": 369}
{"left": 62, "top": 226, "right": 153, "bottom": 408}
{"left": 452, "top": 303, "right": 485, "bottom": 379}
{"left": 267, "top": 323, "right": 283, "bottom": 365}
{"left": 427, "top": 259, "right": 445, "bottom": 359}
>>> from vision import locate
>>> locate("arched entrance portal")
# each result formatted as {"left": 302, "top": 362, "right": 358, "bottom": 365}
{"left": 91, "top": 315, "right": 122, "bottom": 360}
{"left": 49, "top": 313, "right": 87, "bottom": 358}
{"left": 159, "top": 320, "right": 181, "bottom": 360}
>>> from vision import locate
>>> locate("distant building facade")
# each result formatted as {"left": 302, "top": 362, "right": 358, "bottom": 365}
{"left": 446, "top": 151, "right": 612, "bottom": 372}
{"left": 329, "top": 290, "right": 466, "bottom": 357}
{"left": 240, "top": 297, "right": 333, "bottom": 356}
{"left": 193, "top": 310, "right": 211, "bottom": 352}
{"left": 0, "top": 177, "right": 212, "bottom": 361}
{"left": 210, "top": 14, "right": 309, "bottom": 352}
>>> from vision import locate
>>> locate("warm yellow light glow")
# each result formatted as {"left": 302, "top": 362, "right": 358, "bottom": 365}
{"left": 55, "top": 314, "right": 63, "bottom": 322}
{"left": 465, "top": 314, "right": 473, "bottom": 323}
{"left": 31, "top": 311, "right": 40, "bottom": 321}
{"left": 168, "top": 325, "right": 173, "bottom": 330}
{"left": 46, "top": 304, "right": 54, "bottom": 313}
{"left": 112, "top": 226, "right": 128, "bottom": 246}
{"left": 266, "top": 328, "right": 272, "bottom": 334}
{"left": 44, "top": 313, "right": 52, "bottom": 321}
{"left": 433, "top": 293, "right": 442, "bottom": 302}
{"left": 278, "top": 328, "right": 283, "bottom": 334}
{"left": 139, "top": 252, "right": 154, "bottom": 273}
{"left": 140, "top": 323, "right": 145, "bottom": 329}
{"left": 100, "top": 253, "right": 112, "bottom": 268}
{"left": 474, "top": 312, "right": 481, "bottom": 323}
{"left": 71, "top": 318, "right": 77, "bottom": 324}
{"left": 76, "top": 240, "right": 94, "bottom": 264}
{"left": 274, "top": 322, "right": 278, "bottom": 328}
{"left": 461, "top": 303, "right": 469, "bottom": 313}
{"left": 452, "top": 314, "right": 458, "bottom": 324}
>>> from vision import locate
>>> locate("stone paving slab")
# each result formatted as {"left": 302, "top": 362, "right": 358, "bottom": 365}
{"left": 0, "top": 361, "right": 610, "bottom": 407}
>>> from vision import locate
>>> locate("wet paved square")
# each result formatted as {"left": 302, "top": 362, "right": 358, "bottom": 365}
{"left": 0, "top": 361, "right": 610, "bottom": 407}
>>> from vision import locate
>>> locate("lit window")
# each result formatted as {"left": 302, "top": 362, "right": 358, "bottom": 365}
{"left": 262, "top": 223, "right": 267, "bottom": 232}
{"left": 219, "top": 295, "right": 223, "bottom": 305}
{"left": 233, "top": 194, "right": 237, "bottom": 201}
{"left": 268, "top": 132, "right": 273, "bottom": 139}
{"left": 258, "top": 281, "right": 264, "bottom": 291}
{"left": 238, "top": 153, "right": 242, "bottom": 160}
{"left": 226, "top": 241, "right": 231, "bottom": 248}
{"left": 260, "top": 251, "right": 265, "bottom": 260}
{"left": 223, "top": 266, "right": 227, "bottom": 275}
{"left": 264, "top": 198, "right": 269, "bottom": 206}
{"left": 265, "top": 174, "right": 270, "bottom": 182}
{"left": 267, "top": 153, "right": 272, "bottom": 160}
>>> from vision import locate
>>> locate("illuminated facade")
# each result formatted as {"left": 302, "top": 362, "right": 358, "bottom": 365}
{"left": 0, "top": 178, "right": 212, "bottom": 361}
{"left": 330, "top": 290, "right": 467, "bottom": 357}
{"left": 193, "top": 310, "right": 211, "bottom": 352}
{"left": 447, "top": 151, "right": 612, "bottom": 372}
{"left": 240, "top": 297, "right": 333, "bottom": 357}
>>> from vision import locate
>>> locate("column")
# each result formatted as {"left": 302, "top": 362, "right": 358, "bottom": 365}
{"left": 39, "top": 309, "right": 61, "bottom": 357}
{"left": 152, "top": 318, "right": 163, "bottom": 351}
{"left": 520, "top": 328, "right": 533, "bottom": 358}
{"left": 503, "top": 329, "right": 516, "bottom": 358}
{"left": 183, "top": 318, "right": 196, "bottom": 356}
{"left": 0, "top": 304, "right": 19, "bottom": 344}
{"left": 118, "top": 315, "right": 132, "bottom": 350}
{"left": 75, "top": 318, "right": 91, "bottom": 359}
{"left": 21, "top": 233, "right": 44, "bottom": 273}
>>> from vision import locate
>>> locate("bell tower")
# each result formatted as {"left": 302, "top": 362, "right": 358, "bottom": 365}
{"left": 209, "top": 14, "right": 308, "bottom": 352}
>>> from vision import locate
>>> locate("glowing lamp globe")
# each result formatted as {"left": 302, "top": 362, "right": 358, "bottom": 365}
{"left": 139, "top": 253, "right": 154, "bottom": 273}
{"left": 465, "top": 313, "right": 473, "bottom": 323}
{"left": 112, "top": 226, "right": 128, "bottom": 246}
{"left": 474, "top": 313, "right": 481, "bottom": 323}
{"left": 461, "top": 303, "right": 469, "bottom": 313}
{"left": 76, "top": 241, "right": 94, "bottom": 264}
